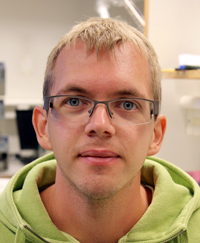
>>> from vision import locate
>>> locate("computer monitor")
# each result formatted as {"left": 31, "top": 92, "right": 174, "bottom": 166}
{"left": 16, "top": 109, "right": 39, "bottom": 163}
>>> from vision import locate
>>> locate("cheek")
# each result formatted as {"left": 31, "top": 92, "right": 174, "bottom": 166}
{"left": 48, "top": 120, "right": 82, "bottom": 151}
{"left": 121, "top": 125, "right": 154, "bottom": 155}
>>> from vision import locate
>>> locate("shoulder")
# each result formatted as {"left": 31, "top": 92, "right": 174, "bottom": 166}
{"left": 0, "top": 218, "right": 16, "bottom": 242}
{"left": 187, "top": 205, "right": 200, "bottom": 240}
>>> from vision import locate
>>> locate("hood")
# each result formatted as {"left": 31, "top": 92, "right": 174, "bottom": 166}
{"left": 0, "top": 152, "right": 76, "bottom": 243}
{"left": 0, "top": 154, "right": 199, "bottom": 243}
{"left": 119, "top": 156, "right": 200, "bottom": 242}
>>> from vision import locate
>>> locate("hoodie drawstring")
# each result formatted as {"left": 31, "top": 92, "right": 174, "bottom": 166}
{"left": 15, "top": 227, "right": 26, "bottom": 243}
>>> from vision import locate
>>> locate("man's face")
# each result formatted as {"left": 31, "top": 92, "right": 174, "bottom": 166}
{"left": 47, "top": 41, "right": 156, "bottom": 200}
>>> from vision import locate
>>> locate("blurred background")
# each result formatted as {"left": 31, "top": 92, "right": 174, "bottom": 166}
{"left": 0, "top": 0, "right": 200, "bottom": 177}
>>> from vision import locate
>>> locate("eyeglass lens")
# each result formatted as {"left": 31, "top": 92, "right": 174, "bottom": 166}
{"left": 48, "top": 96, "right": 155, "bottom": 125}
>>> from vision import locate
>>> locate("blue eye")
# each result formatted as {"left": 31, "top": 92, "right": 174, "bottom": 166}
{"left": 68, "top": 98, "right": 80, "bottom": 106}
{"left": 123, "top": 101, "right": 136, "bottom": 110}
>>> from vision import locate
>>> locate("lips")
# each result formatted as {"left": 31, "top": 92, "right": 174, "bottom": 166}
{"left": 79, "top": 150, "right": 119, "bottom": 165}
{"left": 80, "top": 150, "right": 119, "bottom": 158}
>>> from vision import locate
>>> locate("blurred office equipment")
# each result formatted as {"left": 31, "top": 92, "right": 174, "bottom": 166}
{"left": 0, "top": 63, "right": 5, "bottom": 96}
{"left": 180, "top": 96, "right": 200, "bottom": 136}
{"left": 0, "top": 100, "right": 4, "bottom": 120}
{"left": 179, "top": 54, "right": 200, "bottom": 70}
{"left": 16, "top": 109, "right": 39, "bottom": 164}
{"left": 187, "top": 171, "right": 200, "bottom": 186}
{"left": 0, "top": 135, "right": 8, "bottom": 171}
{"left": 0, "top": 63, "right": 5, "bottom": 120}
{"left": 0, "top": 63, "right": 7, "bottom": 171}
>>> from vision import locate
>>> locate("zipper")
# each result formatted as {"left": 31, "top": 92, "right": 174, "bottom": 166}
{"left": 162, "top": 229, "right": 186, "bottom": 243}
{"left": 24, "top": 225, "right": 51, "bottom": 243}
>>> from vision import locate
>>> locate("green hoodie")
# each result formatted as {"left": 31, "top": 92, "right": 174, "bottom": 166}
{"left": 0, "top": 153, "right": 200, "bottom": 242}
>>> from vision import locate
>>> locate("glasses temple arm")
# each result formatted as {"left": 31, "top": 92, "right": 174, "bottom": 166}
{"left": 154, "top": 101, "right": 160, "bottom": 116}
{"left": 43, "top": 97, "right": 50, "bottom": 111}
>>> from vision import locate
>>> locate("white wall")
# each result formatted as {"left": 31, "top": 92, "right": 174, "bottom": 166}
{"left": 148, "top": 0, "right": 200, "bottom": 171}
{"left": 0, "top": 0, "right": 97, "bottom": 103}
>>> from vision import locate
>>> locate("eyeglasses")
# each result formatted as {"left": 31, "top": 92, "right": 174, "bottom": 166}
{"left": 43, "top": 95, "right": 159, "bottom": 125}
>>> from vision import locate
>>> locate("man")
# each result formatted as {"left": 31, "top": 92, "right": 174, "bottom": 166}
{"left": 0, "top": 17, "right": 200, "bottom": 243}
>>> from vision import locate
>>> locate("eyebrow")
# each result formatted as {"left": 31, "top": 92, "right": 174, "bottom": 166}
{"left": 56, "top": 85, "right": 146, "bottom": 99}
{"left": 56, "top": 85, "right": 89, "bottom": 96}
{"left": 112, "top": 88, "right": 146, "bottom": 99}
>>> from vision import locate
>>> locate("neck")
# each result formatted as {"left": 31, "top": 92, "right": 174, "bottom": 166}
{"left": 40, "top": 170, "right": 151, "bottom": 243}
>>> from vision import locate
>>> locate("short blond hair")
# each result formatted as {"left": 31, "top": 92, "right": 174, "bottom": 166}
{"left": 43, "top": 17, "right": 161, "bottom": 102}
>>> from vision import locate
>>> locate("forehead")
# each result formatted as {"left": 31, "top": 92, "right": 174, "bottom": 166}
{"left": 52, "top": 41, "right": 152, "bottom": 99}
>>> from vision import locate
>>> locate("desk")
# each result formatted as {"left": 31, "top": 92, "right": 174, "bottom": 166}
{"left": 0, "top": 155, "right": 28, "bottom": 194}
{"left": 0, "top": 155, "right": 25, "bottom": 178}
{"left": 0, "top": 178, "right": 10, "bottom": 194}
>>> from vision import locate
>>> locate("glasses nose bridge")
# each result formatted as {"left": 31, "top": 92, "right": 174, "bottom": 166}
{"left": 89, "top": 100, "right": 113, "bottom": 118}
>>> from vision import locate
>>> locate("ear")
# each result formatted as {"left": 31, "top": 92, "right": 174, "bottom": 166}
{"left": 32, "top": 106, "right": 52, "bottom": 150}
{"left": 147, "top": 114, "right": 167, "bottom": 156}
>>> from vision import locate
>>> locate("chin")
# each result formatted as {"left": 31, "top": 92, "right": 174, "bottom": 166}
{"left": 83, "top": 191, "right": 117, "bottom": 201}
{"left": 79, "top": 180, "right": 121, "bottom": 201}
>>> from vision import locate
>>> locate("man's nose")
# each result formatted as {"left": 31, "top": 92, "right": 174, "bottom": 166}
{"left": 84, "top": 104, "right": 116, "bottom": 137}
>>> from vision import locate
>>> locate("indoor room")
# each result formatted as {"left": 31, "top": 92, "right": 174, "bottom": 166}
{"left": 1, "top": 0, "right": 200, "bottom": 184}
{"left": 1, "top": 1, "right": 200, "bottom": 242}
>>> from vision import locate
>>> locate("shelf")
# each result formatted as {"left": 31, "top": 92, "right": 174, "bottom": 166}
{"left": 4, "top": 98, "right": 42, "bottom": 106}
{"left": 162, "top": 69, "right": 200, "bottom": 79}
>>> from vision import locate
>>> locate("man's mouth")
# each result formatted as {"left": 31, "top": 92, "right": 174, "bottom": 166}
{"left": 79, "top": 150, "right": 120, "bottom": 165}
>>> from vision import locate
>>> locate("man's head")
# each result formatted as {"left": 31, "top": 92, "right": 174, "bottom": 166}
{"left": 33, "top": 17, "right": 166, "bottom": 200}
{"left": 43, "top": 17, "right": 162, "bottom": 103}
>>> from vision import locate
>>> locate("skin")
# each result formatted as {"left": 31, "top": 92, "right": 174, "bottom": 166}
{"left": 33, "top": 41, "right": 166, "bottom": 243}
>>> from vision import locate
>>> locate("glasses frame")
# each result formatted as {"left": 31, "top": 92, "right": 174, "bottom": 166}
{"left": 43, "top": 95, "right": 160, "bottom": 123}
